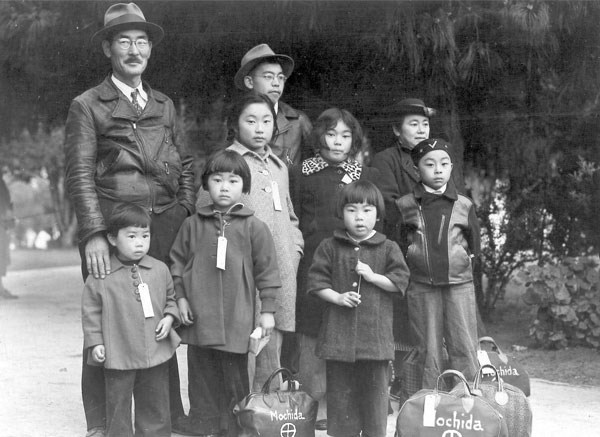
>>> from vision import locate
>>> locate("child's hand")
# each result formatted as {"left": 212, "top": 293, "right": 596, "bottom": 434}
{"left": 155, "top": 314, "right": 174, "bottom": 341}
{"left": 356, "top": 260, "right": 375, "bottom": 283}
{"left": 92, "top": 345, "right": 105, "bottom": 363}
{"left": 177, "top": 298, "right": 194, "bottom": 326}
{"left": 259, "top": 312, "right": 275, "bottom": 337}
{"left": 336, "top": 291, "right": 361, "bottom": 308}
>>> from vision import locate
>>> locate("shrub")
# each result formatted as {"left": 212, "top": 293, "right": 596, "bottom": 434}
{"left": 517, "top": 257, "right": 600, "bottom": 349}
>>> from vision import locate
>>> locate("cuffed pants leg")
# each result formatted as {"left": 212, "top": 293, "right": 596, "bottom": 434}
{"left": 105, "top": 362, "right": 170, "bottom": 437}
{"left": 296, "top": 333, "right": 326, "bottom": 401}
{"left": 408, "top": 282, "right": 478, "bottom": 389}
{"left": 326, "top": 360, "right": 388, "bottom": 437}
{"left": 188, "top": 345, "right": 248, "bottom": 436}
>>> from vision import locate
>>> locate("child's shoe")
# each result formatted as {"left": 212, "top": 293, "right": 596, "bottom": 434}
{"left": 85, "top": 427, "right": 105, "bottom": 437}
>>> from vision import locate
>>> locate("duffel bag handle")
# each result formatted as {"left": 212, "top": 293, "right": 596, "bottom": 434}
{"left": 473, "top": 364, "right": 504, "bottom": 392}
{"left": 261, "top": 367, "right": 295, "bottom": 394}
{"left": 478, "top": 336, "right": 508, "bottom": 363}
{"left": 437, "top": 369, "right": 474, "bottom": 396}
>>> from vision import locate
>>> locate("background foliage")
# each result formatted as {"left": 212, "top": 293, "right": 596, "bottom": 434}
{"left": 1, "top": 0, "right": 600, "bottom": 326}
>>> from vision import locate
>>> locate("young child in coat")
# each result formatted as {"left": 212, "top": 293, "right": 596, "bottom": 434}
{"left": 307, "top": 180, "right": 410, "bottom": 437}
{"left": 170, "top": 149, "right": 281, "bottom": 437}
{"left": 289, "top": 108, "right": 380, "bottom": 416}
{"left": 196, "top": 93, "right": 303, "bottom": 393}
{"left": 396, "top": 138, "right": 480, "bottom": 390}
{"left": 81, "top": 202, "right": 181, "bottom": 437}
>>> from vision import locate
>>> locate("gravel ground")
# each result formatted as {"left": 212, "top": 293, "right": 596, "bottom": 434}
{"left": 1, "top": 265, "right": 600, "bottom": 437}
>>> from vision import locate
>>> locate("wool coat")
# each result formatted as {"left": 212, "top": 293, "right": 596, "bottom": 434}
{"left": 169, "top": 204, "right": 281, "bottom": 353}
{"left": 196, "top": 142, "right": 303, "bottom": 332}
{"left": 307, "top": 230, "right": 410, "bottom": 362}
{"left": 82, "top": 254, "right": 181, "bottom": 370}
{"left": 289, "top": 156, "right": 381, "bottom": 337}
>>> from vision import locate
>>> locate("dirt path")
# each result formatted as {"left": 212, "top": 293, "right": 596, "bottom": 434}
{"left": 1, "top": 266, "right": 599, "bottom": 437}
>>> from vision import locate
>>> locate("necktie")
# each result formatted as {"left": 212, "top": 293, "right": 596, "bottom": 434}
{"left": 131, "top": 89, "right": 143, "bottom": 116}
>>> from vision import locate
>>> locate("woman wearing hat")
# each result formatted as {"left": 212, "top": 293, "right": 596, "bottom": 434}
{"left": 371, "top": 98, "right": 464, "bottom": 403}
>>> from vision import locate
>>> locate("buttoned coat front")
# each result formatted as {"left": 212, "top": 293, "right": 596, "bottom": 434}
{"left": 307, "top": 231, "right": 410, "bottom": 362}
{"left": 82, "top": 255, "right": 181, "bottom": 370}
{"left": 289, "top": 159, "right": 381, "bottom": 337}
{"left": 169, "top": 205, "right": 281, "bottom": 353}
{"left": 196, "top": 142, "right": 303, "bottom": 332}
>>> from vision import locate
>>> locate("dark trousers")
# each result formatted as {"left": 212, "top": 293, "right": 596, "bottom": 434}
{"left": 187, "top": 345, "right": 249, "bottom": 437}
{"left": 326, "top": 359, "right": 389, "bottom": 437}
{"left": 104, "top": 362, "right": 170, "bottom": 437}
{"left": 79, "top": 205, "right": 188, "bottom": 429}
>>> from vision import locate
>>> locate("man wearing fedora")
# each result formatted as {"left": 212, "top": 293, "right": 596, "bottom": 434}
{"left": 64, "top": 3, "right": 195, "bottom": 436}
{"left": 235, "top": 44, "right": 312, "bottom": 167}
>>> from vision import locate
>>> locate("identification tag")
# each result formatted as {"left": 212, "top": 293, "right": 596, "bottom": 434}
{"left": 271, "top": 181, "right": 282, "bottom": 211}
{"left": 217, "top": 236, "right": 227, "bottom": 270}
{"left": 138, "top": 283, "right": 154, "bottom": 318}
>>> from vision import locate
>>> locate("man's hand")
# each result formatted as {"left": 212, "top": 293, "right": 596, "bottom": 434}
{"left": 155, "top": 314, "right": 174, "bottom": 341}
{"left": 177, "top": 298, "right": 194, "bottom": 326}
{"left": 85, "top": 234, "right": 111, "bottom": 279}
{"left": 92, "top": 345, "right": 105, "bottom": 363}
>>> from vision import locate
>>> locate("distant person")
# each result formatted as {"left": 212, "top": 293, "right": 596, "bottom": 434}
{"left": 170, "top": 150, "right": 281, "bottom": 437}
{"left": 64, "top": 3, "right": 195, "bottom": 436}
{"left": 82, "top": 203, "right": 180, "bottom": 437}
{"left": 235, "top": 43, "right": 312, "bottom": 167}
{"left": 307, "top": 180, "right": 409, "bottom": 437}
{"left": 0, "top": 175, "right": 17, "bottom": 299}
{"left": 196, "top": 93, "right": 303, "bottom": 393}
{"left": 396, "top": 138, "right": 480, "bottom": 389}
{"left": 289, "top": 108, "right": 380, "bottom": 430}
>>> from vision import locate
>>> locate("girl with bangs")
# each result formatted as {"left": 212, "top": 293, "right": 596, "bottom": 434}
{"left": 306, "top": 180, "right": 410, "bottom": 437}
{"left": 289, "top": 108, "right": 380, "bottom": 429}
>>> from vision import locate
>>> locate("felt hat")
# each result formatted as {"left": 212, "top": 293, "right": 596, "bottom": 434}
{"left": 234, "top": 44, "right": 295, "bottom": 90}
{"left": 385, "top": 98, "right": 437, "bottom": 118}
{"left": 91, "top": 2, "right": 164, "bottom": 46}
{"left": 411, "top": 138, "right": 453, "bottom": 165}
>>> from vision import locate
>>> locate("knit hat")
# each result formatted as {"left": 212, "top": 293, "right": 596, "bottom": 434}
{"left": 411, "top": 138, "right": 453, "bottom": 165}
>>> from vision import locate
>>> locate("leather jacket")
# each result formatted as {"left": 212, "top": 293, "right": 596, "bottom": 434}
{"left": 272, "top": 101, "right": 312, "bottom": 167}
{"left": 65, "top": 76, "right": 195, "bottom": 243}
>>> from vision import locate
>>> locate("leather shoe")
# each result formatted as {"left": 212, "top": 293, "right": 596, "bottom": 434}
{"left": 0, "top": 288, "right": 17, "bottom": 299}
{"left": 315, "top": 419, "right": 327, "bottom": 430}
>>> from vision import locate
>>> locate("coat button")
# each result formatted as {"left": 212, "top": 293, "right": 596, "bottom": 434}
{"left": 352, "top": 282, "right": 358, "bottom": 287}
{"left": 354, "top": 247, "right": 359, "bottom": 251}
{"left": 265, "top": 186, "right": 272, "bottom": 193}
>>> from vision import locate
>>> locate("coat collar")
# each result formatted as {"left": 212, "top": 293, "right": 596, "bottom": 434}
{"left": 97, "top": 75, "right": 167, "bottom": 121}
{"left": 332, "top": 228, "right": 387, "bottom": 246}
{"left": 110, "top": 253, "right": 153, "bottom": 272}
{"left": 301, "top": 154, "right": 363, "bottom": 181}
{"left": 413, "top": 178, "right": 458, "bottom": 201}
{"left": 227, "top": 141, "right": 286, "bottom": 169}
{"left": 196, "top": 203, "right": 254, "bottom": 218}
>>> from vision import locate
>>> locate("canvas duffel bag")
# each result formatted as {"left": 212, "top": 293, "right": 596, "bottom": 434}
{"left": 478, "top": 336, "right": 531, "bottom": 396}
{"left": 396, "top": 369, "right": 508, "bottom": 437}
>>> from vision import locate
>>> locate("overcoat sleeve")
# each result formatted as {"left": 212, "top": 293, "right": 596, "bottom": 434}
{"left": 82, "top": 278, "right": 104, "bottom": 350}
{"left": 306, "top": 239, "right": 334, "bottom": 295}
{"left": 169, "top": 217, "right": 192, "bottom": 299}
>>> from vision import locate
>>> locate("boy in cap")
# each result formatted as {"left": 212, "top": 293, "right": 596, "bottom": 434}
{"left": 396, "top": 138, "right": 480, "bottom": 390}
{"left": 235, "top": 43, "right": 312, "bottom": 167}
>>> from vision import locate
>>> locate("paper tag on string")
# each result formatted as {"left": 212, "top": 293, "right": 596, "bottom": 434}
{"left": 217, "top": 236, "right": 227, "bottom": 270}
{"left": 271, "top": 181, "right": 282, "bottom": 211}
{"left": 138, "top": 283, "right": 154, "bottom": 318}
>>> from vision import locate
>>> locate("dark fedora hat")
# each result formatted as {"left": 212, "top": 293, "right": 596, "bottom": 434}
{"left": 234, "top": 44, "right": 294, "bottom": 90}
{"left": 91, "top": 2, "right": 164, "bottom": 46}
{"left": 384, "top": 98, "right": 437, "bottom": 118}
